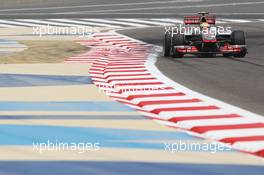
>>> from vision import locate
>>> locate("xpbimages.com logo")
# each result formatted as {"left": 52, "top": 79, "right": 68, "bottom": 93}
{"left": 164, "top": 24, "right": 232, "bottom": 35}
{"left": 164, "top": 140, "right": 232, "bottom": 154}
{"left": 32, "top": 25, "right": 98, "bottom": 37}
{"left": 32, "top": 140, "right": 100, "bottom": 154}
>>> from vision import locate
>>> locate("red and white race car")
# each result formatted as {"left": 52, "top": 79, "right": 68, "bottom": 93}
{"left": 163, "top": 12, "right": 247, "bottom": 58}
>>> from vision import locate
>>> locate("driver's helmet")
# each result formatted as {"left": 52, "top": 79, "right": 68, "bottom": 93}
{"left": 200, "top": 22, "right": 210, "bottom": 28}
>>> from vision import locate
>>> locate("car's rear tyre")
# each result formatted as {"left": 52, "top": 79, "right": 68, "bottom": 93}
{"left": 231, "top": 30, "right": 247, "bottom": 58}
{"left": 163, "top": 32, "right": 171, "bottom": 57}
{"left": 172, "top": 34, "right": 184, "bottom": 58}
{"left": 231, "top": 31, "right": 245, "bottom": 45}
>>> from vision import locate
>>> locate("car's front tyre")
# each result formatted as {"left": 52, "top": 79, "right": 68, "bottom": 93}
{"left": 163, "top": 32, "right": 171, "bottom": 57}
{"left": 172, "top": 34, "right": 184, "bottom": 58}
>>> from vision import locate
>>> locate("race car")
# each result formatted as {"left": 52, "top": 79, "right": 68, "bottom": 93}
{"left": 163, "top": 12, "right": 247, "bottom": 58}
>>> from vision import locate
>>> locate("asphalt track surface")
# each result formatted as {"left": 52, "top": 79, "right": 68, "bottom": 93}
{"left": 119, "top": 22, "right": 264, "bottom": 116}
{"left": 0, "top": 0, "right": 264, "bottom": 18}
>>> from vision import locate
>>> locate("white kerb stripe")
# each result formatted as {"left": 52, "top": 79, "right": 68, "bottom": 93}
{"left": 103, "top": 71, "right": 149, "bottom": 76}
{"left": 233, "top": 141, "right": 264, "bottom": 152}
{"left": 110, "top": 79, "right": 161, "bottom": 84}
{"left": 143, "top": 101, "right": 211, "bottom": 111}
{"left": 204, "top": 128, "right": 264, "bottom": 140}
{"left": 107, "top": 75, "right": 155, "bottom": 80}
{"left": 130, "top": 96, "right": 190, "bottom": 104}
{"left": 122, "top": 89, "right": 180, "bottom": 96}
{"left": 159, "top": 110, "right": 230, "bottom": 119}
{"left": 177, "top": 118, "right": 262, "bottom": 129}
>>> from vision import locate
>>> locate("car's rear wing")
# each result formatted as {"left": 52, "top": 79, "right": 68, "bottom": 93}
{"left": 184, "top": 15, "right": 216, "bottom": 25}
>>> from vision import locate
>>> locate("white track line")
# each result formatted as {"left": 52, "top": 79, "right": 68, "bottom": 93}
{"left": 57, "top": 19, "right": 118, "bottom": 27}
{"left": 150, "top": 18, "right": 183, "bottom": 24}
{"left": 0, "top": 19, "right": 41, "bottom": 27}
{"left": 17, "top": 19, "right": 80, "bottom": 27}
{"left": 0, "top": 23, "right": 18, "bottom": 28}
{"left": 220, "top": 19, "right": 252, "bottom": 23}
{"left": 116, "top": 18, "right": 174, "bottom": 26}
{"left": 49, "top": 19, "right": 121, "bottom": 27}
{"left": 83, "top": 19, "right": 150, "bottom": 27}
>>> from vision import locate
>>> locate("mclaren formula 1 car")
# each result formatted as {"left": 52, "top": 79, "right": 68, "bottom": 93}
{"left": 163, "top": 12, "right": 247, "bottom": 58}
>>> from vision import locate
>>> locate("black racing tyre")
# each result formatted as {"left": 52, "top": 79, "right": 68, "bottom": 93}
{"left": 163, "top": 32, "right": 171, "bottom": 57}
{"left": 172, "top": 34, "right": 184, "bottom": 58}
{"left": 231, "top": 30, "right": 246, "bottom": 45}
{"left": 231, "top": 31, "right": 247, "bottom": 57}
